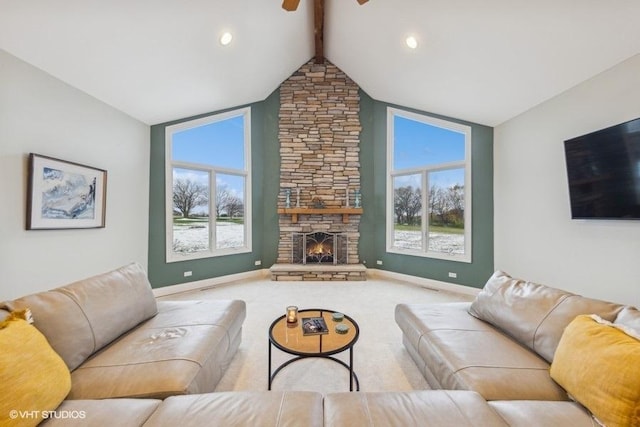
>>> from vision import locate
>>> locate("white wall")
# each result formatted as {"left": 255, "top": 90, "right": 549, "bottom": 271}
{"left": 495, "top": 54, "right": 640, "bottom": 307}
{"left": 0, "top": 50, "right": 150, "bottom": 300}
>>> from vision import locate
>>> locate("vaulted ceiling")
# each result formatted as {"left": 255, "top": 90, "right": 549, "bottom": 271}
{"left": 1, "top": 0, "right": 640, "bottom": 126}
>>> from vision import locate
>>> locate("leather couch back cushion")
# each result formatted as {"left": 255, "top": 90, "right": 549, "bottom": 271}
{"left": 468, "top": 271, "right": 623, "bottom": 362}
{"left": 1, "top": 263, "right": 158, "bottom": 370}
{"left": 2, "top": 290, "right": 95, "bottom": 370}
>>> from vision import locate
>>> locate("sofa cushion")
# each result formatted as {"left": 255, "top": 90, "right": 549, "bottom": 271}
{"left": 1, "top": 263, "right": 158, "bottom": 370}
{"left": 550, "top": 314, "right": 640, "bottom": 427}
{"left": 396, "top": 302, "right": 568, "bottom": 401}
{"left": 142, "top": 391, "right": 323, "bottom": 427}
{"left": 488, "top": 401, "right": 597, "bottom": 426}
{"left": 468, "top": 270, "right": 623, "bottom": 362}
{"left": 1, "top": 288, "right": 95, "bottom": 370}
{"left": 0, "top": 315, "right": 71, "bottom": 427}
{"left": 39, "top": 399, "right": 161, "bottom": 427}
{"left": 324, "top": 390, "right": 509, "bottom": 427}
{"left": 68, "top": 299, "right": 246, "bottom": 399}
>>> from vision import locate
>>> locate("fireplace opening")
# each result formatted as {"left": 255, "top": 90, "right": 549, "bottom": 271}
{"left": 292, "top": 232, "right": 348, "bottom": 265}
{"left": 306, "top": 232, "right": 334, "bottom": 264}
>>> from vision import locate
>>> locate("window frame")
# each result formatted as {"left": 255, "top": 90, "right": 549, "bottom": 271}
{"left": 165, "top": 107, "right": 252, "bottom": 263}
{"left": 386, "top": 107, "right": 472, "bottom": 263}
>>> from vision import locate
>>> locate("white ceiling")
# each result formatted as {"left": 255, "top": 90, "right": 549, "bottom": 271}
{"left": 1, "top": 0, "right": 639, "bottom": 126}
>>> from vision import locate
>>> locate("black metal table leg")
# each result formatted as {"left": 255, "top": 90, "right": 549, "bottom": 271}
{"left": 268, "top": 339, "right": 272, "bottom": 390}
{"left": 349, "top": 347, "right": 354, "bottom": 391}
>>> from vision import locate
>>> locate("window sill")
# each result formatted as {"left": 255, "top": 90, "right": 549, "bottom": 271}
{"left": 167, "top": 246, "right": 252, "bottom": 263}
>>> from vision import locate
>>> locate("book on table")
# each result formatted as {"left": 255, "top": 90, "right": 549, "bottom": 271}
{"left": 301, "top": 316, "right": 329, "bottom": 335}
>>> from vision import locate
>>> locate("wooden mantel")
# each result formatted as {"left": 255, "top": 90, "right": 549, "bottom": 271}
{"left": 277, "top": 207, "right": 363, "bottom": 224}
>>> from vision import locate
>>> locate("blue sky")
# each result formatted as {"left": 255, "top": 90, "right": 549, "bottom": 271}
{"left": 393, "top": 115, "right": 466, "bottom": 190}
{"left": 393, "top": 115, "right": 465, "bottom": 170}
{"left": 173, "top": 115, "right": 245, "bottom": 169}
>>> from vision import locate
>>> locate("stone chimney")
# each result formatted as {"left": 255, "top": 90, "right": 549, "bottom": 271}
{"left": 272, "top": 59, "right": 365, "bottom": 280}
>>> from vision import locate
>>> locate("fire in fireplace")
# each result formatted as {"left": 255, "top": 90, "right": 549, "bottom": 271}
{"left": 306, "top": 232, "right": 334, "bottom": 263}
{"left": 292, "top": 232, "right": 348, "bottom": 265}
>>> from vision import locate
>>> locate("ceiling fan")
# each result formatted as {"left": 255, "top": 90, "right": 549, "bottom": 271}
{"left": 282, "top": 0, "right": 369, "bottom": 64}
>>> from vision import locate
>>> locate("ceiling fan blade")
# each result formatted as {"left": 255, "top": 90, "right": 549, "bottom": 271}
{"left": 282, "top": 0, "right": 301, "bottom": 11}
{"left": 356, "top": 0, "right": 369, "bottom": 4}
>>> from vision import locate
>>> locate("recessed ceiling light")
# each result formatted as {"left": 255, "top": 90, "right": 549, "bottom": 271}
{"left": 406, "top": 36, "right": 418, "bottom": 49}
{"left": 220, "top": 32, "right": 233, "bottom": 46}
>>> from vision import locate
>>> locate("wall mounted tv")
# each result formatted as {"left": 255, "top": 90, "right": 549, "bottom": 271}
{"left": 564, "top": 117, "right": 640, "bottom": 220}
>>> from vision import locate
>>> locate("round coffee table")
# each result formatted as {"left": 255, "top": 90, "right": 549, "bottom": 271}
{"left": 268, "top": 308, "right": 360, "bottom": 391}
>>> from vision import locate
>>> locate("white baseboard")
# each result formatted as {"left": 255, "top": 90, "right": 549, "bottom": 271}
{"left": 367, "top": 268, "right": 480, "bottom": 297}
{"left": 153, "top": 269, "right": 269, "bottom": 297}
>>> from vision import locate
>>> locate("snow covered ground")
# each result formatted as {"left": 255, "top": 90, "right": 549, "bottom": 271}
{"left": 393, "top": 230, "right": 464, "bottom": 255}
{"left": 173, "top": 222, "right": 243, "bottom": 253}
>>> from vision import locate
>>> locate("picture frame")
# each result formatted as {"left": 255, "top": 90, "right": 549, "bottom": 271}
{"left": 26, "top": 153, "right": 107, "bottom": 230}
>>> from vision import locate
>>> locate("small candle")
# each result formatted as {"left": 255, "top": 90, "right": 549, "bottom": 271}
{"left": 286, "top": 306, "right": 298, "bottom": 326}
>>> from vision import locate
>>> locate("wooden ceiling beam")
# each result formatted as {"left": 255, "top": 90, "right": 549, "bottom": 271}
{"left": 314, "top": 0, "right": 324, "bottom": 64}
{"left": 287, "top": 0, "right": 367, "bottom": 64}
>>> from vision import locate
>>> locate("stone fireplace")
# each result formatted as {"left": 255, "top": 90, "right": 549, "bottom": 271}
{"left": 270, "top": 59, "right": 366, "bottom": 281}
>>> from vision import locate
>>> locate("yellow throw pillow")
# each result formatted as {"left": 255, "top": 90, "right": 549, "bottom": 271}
{"left": 550, "top": 314, "right": 640, "bottom": 427}
{"left": 0, "top": 315, "right": 71, "bottom": 427}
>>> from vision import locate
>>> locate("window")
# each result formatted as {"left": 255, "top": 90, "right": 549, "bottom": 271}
{"left": 387, "top": 108, "right": 472, "bottom": 262}
{"left": 165, "top": 108, "right": 251, "bottom": 262}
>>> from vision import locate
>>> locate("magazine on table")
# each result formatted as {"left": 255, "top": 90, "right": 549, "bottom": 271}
{"left": 301, "top": 316, "right": 329, "bottom": 335}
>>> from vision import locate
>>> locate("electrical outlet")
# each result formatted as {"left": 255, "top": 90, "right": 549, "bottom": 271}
{"left": 254, "top": 260, "right": 262, "bottom": 266}
{"left": 376, "top": 260, "right": 383, "bottom": 265}
{"left": 184, "top": 271, "right": 193, "bottom": 277}
{"left": 448, "top": 272, "right": 457, "bottom": 278}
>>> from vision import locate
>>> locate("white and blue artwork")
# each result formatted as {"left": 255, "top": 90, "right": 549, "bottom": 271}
{"left": 41, "top": 167, "right": 97, "bottom": 219}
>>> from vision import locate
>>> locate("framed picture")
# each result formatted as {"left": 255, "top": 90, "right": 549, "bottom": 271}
{"left": 26, "top": 153, "right": 107, "bottom": 230}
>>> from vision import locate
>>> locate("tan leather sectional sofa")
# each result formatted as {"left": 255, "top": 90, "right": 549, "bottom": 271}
{"left": 395, "top": 270, "right": 640, "bottom": 426}
{"left": 2, "top": 266, "right": 638, "bottom": 426}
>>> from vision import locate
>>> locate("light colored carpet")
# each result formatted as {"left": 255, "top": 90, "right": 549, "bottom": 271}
{"left": 159, "top": 276, "right": 474, "bottom": 395}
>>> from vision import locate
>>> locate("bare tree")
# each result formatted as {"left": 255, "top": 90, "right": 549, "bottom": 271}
{"left": 447, "top": 184, "right": 464, "bottom": 225}
{"left": 173, "top": 179, "right": 208, "bottom": 218}
{"left": 429, "top": 184, "right": 464, "bottom": 227}
{"left": 215, "top": 185, "right": 231, "bottom": 218}
{"left": 429, "top": 185, "right": 448, "bottom": 225}
{"left": 407, "top": 187, "right": 422, "bottom": 225}
{"left": 216, "top": 185, "right": 245, "bottom": 219}
{"left": 394, "top": 186, "right": 422, "bottom": 225}
{"left": 225, "top": 196, "right": 244, "bottom": 219}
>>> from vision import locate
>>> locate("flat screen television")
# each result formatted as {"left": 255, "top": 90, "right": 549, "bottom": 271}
{"left": 564, "top": 117, "right": 640, "bottom": 220}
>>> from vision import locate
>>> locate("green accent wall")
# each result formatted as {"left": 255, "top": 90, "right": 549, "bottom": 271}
{"left": 148, "top": 91, "right": 279, "bottom": 288}
{"left": 357, "top": 91, "right": 376, "bottom": 266}
{"left": 365, "top": 99, "right": 494, "bottom": 288}
{"left": 148, "top": 88, "right": 493, "bottom": 290}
